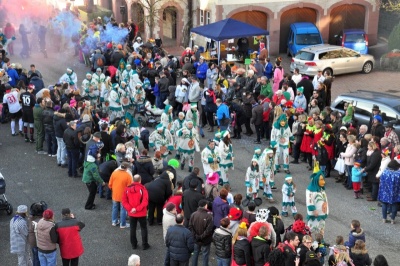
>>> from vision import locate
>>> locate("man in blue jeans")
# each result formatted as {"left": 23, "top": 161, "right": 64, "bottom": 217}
{"left": 189, "top": 200, "right": 213, "bottom": 266}
{"left": 63, "top": 121, "right": 81, "bottom": 178}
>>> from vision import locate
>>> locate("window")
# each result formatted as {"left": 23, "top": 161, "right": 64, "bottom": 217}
{"left": 206, "top": 11, "right": 211, "bottom": 25}
{"left": 199, "top": 9, "right": 210, "bottom": 25}
{"left": 345, "top": 33, "right": 366, "bottom": 43}
{"left": 379, "top": 105, "right": 397, "bottom": 122}
{"left": 295, "top": 51, "right": 315, "bottom": 61}
{"left": 295, "top": 34, "right": 321, "bottom": 45}
{"left": 199, "top": 9, "right": 204, "bottom": 25}
{"left": 353, "top": 101, "right": 372, "bottom": 117}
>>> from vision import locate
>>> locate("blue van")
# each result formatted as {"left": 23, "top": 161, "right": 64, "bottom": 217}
{"left": 334, "top": 29, "right": 368, "bottom": 54}
{"left": 287, "top": 22, "right": 323, "bottom": 57}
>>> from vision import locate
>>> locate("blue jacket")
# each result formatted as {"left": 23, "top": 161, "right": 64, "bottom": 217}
{"left": 7, "top": 68, "right": 19, "bottom": 87}
{"left": 216, "top": 104, "right": 230, "bottom": 126}
{"left": 264, "top": 62, "right": 273, "bottom": 79}
{"left": 166, "top": 224, "right": 195, "bottom": 262}
{"left": 153, "top": 84, "right": 160, "bottom": 96}
{"left": 194, "top": 62, "right": 208, "bottom": 79}
{"left": 351, "top": 167, "right": 366, "bottom": 182}
{"left": 212, "top": 197, "right": 230, "bottom": 227}
{"left": 345, "top": 229, "right": 365, "bottom": 248}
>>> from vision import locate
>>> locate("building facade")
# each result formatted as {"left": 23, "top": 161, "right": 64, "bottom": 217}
{"left": 106, "top": 0, "right": 379, "bottom": 55}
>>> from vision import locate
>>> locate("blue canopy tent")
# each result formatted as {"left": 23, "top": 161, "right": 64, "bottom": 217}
{"left": 190, "top": 18, "right": 270, "bottom": 64}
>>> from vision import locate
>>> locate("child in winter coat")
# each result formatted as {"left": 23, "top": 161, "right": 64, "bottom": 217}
{"left": 345, "top": 220, "right": 366, "bottom": 248}
{"left": 246, "top": 159, "right": 260, "bottom": 200}
{"left": 351, "top": 162, "right": 367, "bottom": 199}
{"left": 315, "top": 140, "right": 329, "bottom": 173}
{"left": 350, "top": 240, "right": 372, "bottom": 266}
{"left": 281, "top": 175, "right": 297, "bottom": 217}
{"left": 314, "top": 233, "right": 329, "bottom": 266}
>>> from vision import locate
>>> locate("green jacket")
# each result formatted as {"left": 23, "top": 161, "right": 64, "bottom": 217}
{"left": 82, "top": 161, "right": 103, "bottom": 183}
{"left": 260, "top": 83, "right": 272, "bottom": 99}
{"left": 33, "top": 104, "right": 43, "bottom": 125}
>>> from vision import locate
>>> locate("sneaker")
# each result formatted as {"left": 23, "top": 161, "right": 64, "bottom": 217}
{"left": 120, "top": 223, "right": 130, "bottom": 229}
{"left": 38, "top": 151, "right": 48, "bottom": 155}
{"left": 30, "top": 139, "right": 35, "bottom": 143}
{"left": 391, "top": 220, "right": 395, "bottom": 224}
{"left": 383, "top": 219, "right": 389, "bottom": 223}
{"left": 112, "top": 221, "right": 120, "bottom": 226}
{"left": 51, "top": 154, "right": 57, "bottom": 157}
{"left": 48, "top": 154, "right": 52, "bottom": 157}
{"left": 25, "top": 137, "right": 29, "bottom": 142}
{"left": 11, "top": 132, "right": 18, "bottom": 136}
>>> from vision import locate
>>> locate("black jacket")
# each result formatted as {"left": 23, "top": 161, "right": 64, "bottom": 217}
{"left": 110, "top": 51, "right": 124, "bottom": 68}
{"left": 350, "top": 250, "right": 372, "bottom": 266}
{"left": 182, "top": 188, "right": 204, "bottom": 220}
{"left": 251, "top": 236, "right": 271, "bottom": 266}
{"left": 166, "top": 224, "right": 195, "bottom": 262}
{"left": 267, "top": 216, "right": 285, "bottom": 245}
{"left": 145, "top": 172, "right": 172, "bottom": 204}
{"left": 245, "top": 76, "right": 257, "bottom": 93}
{"left": 63, "top": 127, "right": 80, "bottom": 150}
{"left": 158, "top": 77, "right": 170, "bottom": 93}
{"left": 233, "top": 238, "right": 252, "bottom": 266}
{"left": 100, "top": 131, "right": 112, "bottom": 157}
{"left": 53, "top": 112, "right": 68, "bottom": 138}
{"left": 364, "top": 149, "right": 381, "bottom": 184}
{"left": 298, "top": 243, "right": 312, "bottom": 266}
{"left": 42, "top": 107, "right": 55, "bottom": 132}
{"left": 251, "top": 104, "right": 264, "bottom": 126}
{"left": 189, "top": 207, "right": 214, "bottom": 246}
{"left": 283, "top": 243, "right": 297, "bottom": 266}
{"left": 133, "top": 156, "right": 155, "bottom": 185}
{"left": 213, "top": 227, "right": 232, "bottom": 259}
{"left": 182, "top": 172, "right": 203, "bottom": 193}
{"left": 98, "top": 160, "right": 118, "bottom": 182}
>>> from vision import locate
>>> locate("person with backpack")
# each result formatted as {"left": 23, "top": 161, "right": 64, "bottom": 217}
{"left": 122, "top": 174, "right": 150, "bottom": 250}
{"left": 182, "top": 179, "right": 205, "bottom": 227}
{"left": 204, "top": 171, "right": 219, "bottom": 205}
{"left": 92, "top": 49, "right": 106, "bottom": 71}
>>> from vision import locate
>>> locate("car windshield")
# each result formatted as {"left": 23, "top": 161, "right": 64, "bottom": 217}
{"left": 295, "top": 34, "right": 321, "bottom": 45}
{"left": 345, "top": 33, "right": 365, "bottom": 43}
{"left": 394, "top": 105, "right": 400, "bottom": 113}
{"left": 295, "top": 51, "right": 314, "bottom": 61}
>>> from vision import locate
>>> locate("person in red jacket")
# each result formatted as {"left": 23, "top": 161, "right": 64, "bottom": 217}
{"left": 122, "top": 174, "right": 150, "bottom": 250}
{"left": 50, "top": 208, "right": 85, "bottom": 266}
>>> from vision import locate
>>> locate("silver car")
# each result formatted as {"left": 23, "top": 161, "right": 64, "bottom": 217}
{"left": 290, "top": 44, "right": 375, "bottom": 76}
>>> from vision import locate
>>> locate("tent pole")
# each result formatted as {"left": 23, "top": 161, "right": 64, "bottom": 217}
{"left": 218, "top": 41, "right": 221, "bottom": 65}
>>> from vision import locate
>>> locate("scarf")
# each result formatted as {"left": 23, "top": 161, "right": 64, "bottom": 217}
{"left": 192, "top": 111, "right": 198, "bottom": 127}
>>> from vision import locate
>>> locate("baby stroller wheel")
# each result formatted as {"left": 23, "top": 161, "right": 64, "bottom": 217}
{"left": 6, "top": 204, "right": 13, "bottom": 215}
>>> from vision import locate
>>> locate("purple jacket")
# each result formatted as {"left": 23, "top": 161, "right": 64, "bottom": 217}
{"left": 212, "top": 197, "right": 229, "bottom": 227}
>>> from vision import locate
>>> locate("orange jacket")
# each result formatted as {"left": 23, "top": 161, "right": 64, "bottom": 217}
{"left": 109, "top": 169, "right": 133, "bottom": 202}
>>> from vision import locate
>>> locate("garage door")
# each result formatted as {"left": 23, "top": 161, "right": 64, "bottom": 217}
{"left": 329, "top": 4, "right": 365, "bottom": 44}
{"left": 279, "top": 8, "right": 317, "bottom": 53}
{"left": 230, "top": 11, "right": 268, "bottom": 52}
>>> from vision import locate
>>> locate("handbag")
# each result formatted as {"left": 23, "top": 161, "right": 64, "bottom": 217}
{"left": 334, "top": 157, "right": 345, "bottom": 174}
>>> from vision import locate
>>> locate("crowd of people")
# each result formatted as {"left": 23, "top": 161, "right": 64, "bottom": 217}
{"left": 1, "top": 10, "right": 399, "bottom": 266}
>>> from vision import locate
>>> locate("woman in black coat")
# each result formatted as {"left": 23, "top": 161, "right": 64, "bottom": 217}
{"left": 145, "top": 171, "right": 173, "bottom": 225}
{"left": 266, "top": 206, "right": 285, "bottom": 245}
{"left": 363, "top": 141, "right": 381, "bottom": 201}
{"left": 133, "top": 149, "right": 155, "bottom": 185}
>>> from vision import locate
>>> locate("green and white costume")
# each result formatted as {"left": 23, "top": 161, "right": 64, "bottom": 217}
{"left": 176, "top": 124, "right": 200, "bottom": 172}
{"left": 149, "top": 125, "right": 174, "bottom": 158}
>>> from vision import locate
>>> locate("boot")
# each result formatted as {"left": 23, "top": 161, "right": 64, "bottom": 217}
{"left": 180, "top": 163, "right": 185, "bottom": 170}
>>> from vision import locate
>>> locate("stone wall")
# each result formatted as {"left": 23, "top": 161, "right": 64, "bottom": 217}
{"left": 378, "top": 10, "right": 400, "bottom": 38}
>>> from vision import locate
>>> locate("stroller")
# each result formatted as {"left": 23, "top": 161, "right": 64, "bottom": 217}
{"left": 0, "top": 172, "right": 13, "bottom": 215}
{"left": 136, "top": 101, "right": 163, "bottom": 127}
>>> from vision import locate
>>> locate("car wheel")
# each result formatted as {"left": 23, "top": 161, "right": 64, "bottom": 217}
{"left": 323, "top": 68, "right": 333, "bottom": 76}
{"left": 362, "top": 61, "right": 373, "bottom": 74}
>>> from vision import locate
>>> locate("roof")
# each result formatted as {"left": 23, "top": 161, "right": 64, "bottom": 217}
{"left": 298, "top": 44, "right": 341, "bottom": 53}
{"left": 291, "top": 22, "right": 319, "bottom": 32}
{"left": 190, "top": 18, "right": 269, "bottom": 41}
{"left": 343, "top": 29, "right": 366, "bottom": 34}
{"left": 338, "top": 90, "right": 400, "bottom": 108}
